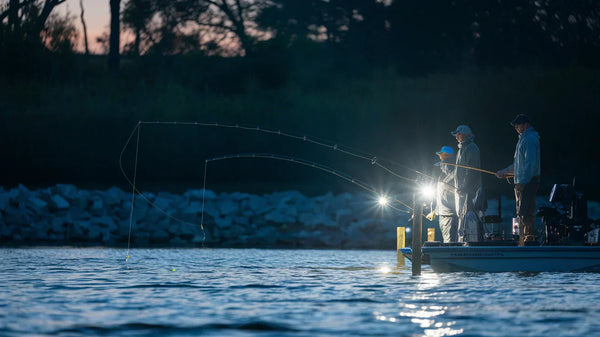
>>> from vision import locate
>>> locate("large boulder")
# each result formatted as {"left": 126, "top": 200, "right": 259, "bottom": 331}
{"left": 219, "top": 198, "right": 239, "bottom": 216}
{"left": 245, "top": 195, "right": 272, "bottom": 215}
{"left": 49, "top": 195, "right": 70, "bottom": 212}
{"left": 103, "top": 186, "right": 126, "bottom": 207}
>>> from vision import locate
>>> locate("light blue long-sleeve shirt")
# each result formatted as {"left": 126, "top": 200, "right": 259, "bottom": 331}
{"left": 437, "top": 161, "right": 456, "bottom": 216}
{"left": 507, "top": 127, "right": 541, "bottom": 184}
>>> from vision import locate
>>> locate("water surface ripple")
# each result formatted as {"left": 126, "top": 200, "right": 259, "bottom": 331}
{"left": 1, "top": 248, "right": 600, "bottom": 336}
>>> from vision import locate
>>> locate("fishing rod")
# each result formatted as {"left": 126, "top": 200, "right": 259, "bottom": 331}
{"left": 438, "top": 162, "right": 514, "bottom": 182}
{"left": 135, "top": 120, "right": 434, "bottom": 184}
{"left": 119, "top": 123, "right": 419, "bottom": 260}
{"left": 203, "top": 153, "right": 414, "bottom": 216}
{"left": 119, "top": 122, "right": 418, "bottom": 215}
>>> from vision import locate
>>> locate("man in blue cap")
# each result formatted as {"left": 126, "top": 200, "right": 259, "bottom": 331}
{"left": 496, "top": 114, "right": 541, "bottom": 245}
{"left": 427, "top": 146, "right": 459, "bottom": 242}
{"left": 451, "top": 125, "right": 484, "bottom": 242}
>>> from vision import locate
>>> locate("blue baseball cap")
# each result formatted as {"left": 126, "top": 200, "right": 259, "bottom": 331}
{"left": 436, "top": 146, "right": 454, "bottom": 155}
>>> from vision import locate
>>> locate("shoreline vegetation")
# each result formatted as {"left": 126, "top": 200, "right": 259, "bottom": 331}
{"left": 2, "top": 58, "right": 599, "bottom": 200}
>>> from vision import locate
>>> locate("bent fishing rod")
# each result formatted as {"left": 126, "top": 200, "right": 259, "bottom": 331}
{"left": 119, "top": 121, "right": 419, "bottom": 259}
{"left": 437, "top": 162, "right": 514, "bottom": 182}
{"left": 203, "top": 153, "right": 414, "bottom": 215}
{"left": 131, "top": 121, "right": 435, "bottom": 184}
{"left": 120, "top": 121, "right": 440, "bottom": 221}
{"left": 119, "top": 151, "right": 414, "bottom": 261}
{"left": 119, "top": 122, "right": 420, "bottom": 218}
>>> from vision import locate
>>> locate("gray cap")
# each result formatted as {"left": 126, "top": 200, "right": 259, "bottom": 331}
{"left": 451, "top": 125, "right": 473, "bottom": 136}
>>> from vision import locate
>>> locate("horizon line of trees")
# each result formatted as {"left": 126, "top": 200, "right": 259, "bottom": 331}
{"left": 2, "top": 0, "right": 600, "bottom": 78}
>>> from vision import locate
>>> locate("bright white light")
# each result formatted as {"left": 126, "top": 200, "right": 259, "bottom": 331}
{"left": 421, "top": 185, "right": 436, "bottom": 200}
{"left": 378, "top": 196, "right": 389, "bottom": 206}
{"left": 378, "top": 266, "right": 391, "bottom": 274}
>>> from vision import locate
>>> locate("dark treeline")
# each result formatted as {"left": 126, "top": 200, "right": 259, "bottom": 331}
{"left": 3, "top": 1, "right": 600, "bottom": 76}
{"left": 1, "top": 0, "right": 599, "bottom": 201}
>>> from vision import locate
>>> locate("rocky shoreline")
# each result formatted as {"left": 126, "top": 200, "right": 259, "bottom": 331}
{"left": 3, "top": 184, "right": 598, "bottom": 249}
{"left": 0, "top": 184, "right": 408, "bottom": 249}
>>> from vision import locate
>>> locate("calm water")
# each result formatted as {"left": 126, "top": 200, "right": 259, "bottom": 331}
{"left": 1, "top": 248, "right": 600, "bottom": 337}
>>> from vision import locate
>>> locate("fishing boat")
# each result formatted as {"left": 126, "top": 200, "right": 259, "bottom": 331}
{"left": 402, "top": 244, "right": 600, "bottom": 272}
{"left": 402, "top": 183, "right": 600, "bottom": 273}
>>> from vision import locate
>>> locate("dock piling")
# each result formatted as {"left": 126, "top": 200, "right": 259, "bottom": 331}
{"left": 412, "top": 195, "right": 423, "bottom": 276}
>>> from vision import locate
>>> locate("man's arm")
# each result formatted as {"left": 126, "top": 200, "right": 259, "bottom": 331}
{"left": 495, "top": 164, "right": 514, "bottom": 179}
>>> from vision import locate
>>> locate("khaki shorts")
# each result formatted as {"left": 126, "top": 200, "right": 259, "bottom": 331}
{"left": 515, "top": 177, "right": 540, "bottom": 217}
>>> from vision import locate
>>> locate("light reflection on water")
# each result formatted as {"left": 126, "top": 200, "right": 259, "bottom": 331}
{"left": 1, "top": 248, "right": 600, "bottom": 336}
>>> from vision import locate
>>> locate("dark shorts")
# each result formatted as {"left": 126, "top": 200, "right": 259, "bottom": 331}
{"left": 515, "top": 177, "right": 540, "bottom": 217}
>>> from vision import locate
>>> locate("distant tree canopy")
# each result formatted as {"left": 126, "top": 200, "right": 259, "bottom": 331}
{"left": 121, "top": 0, "right": 269, "bottom": 56}
{"left": 1, "top": 0, "right": 600, "bottom": 79}
{"left": 0, "top": 0, "right": 67, "bottom": 46}
{"left": 256, "top": 0, "right": 600, "bottom": 72}
{"left": 0, "top": 0, "right": 73, "bottom": 79}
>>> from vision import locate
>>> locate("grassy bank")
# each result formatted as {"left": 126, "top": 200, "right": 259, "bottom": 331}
{"left": 1, "top": 60, "right": 598, "bottom": 200}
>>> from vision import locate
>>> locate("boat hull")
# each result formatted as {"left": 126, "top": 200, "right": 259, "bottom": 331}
{"left": 420, "top": 246, "right": 600, "bottom": 272}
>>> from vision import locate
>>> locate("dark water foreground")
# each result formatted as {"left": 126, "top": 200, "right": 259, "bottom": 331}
{"left": 1, "top": 248, "right": 600, "bottom": 337}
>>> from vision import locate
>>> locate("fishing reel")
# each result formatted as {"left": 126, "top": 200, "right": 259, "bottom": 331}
{"left": 537, "top": 183, "right": 592, "bottom": 244}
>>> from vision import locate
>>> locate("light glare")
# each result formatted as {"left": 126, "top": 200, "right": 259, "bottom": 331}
{"left": 378, "top": 196, "right": 389, "bottom": 206}
{"left": 421, "top": 185, "right": 436, "bottom": 200}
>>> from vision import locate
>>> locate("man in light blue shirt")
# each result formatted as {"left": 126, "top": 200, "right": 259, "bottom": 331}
{"left": 427, "top": 146, "right": 459, "bottom": 242}
{"left": 496, "top": 114, "right": 541, "bottom": 245}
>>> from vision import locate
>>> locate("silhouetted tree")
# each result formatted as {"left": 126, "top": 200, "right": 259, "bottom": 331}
{"left": 121, "top": 0, "right": 207, "bottom": 55}
{"left": 1, "top": 0, "right": 66, "bottom": 44}
{"left": 120, "top": 0, "right": 270, "bottom": 56}
{"left": 1, "top": 0, "right": 68, "bottom": 79}
{"left": 257, "top": 0, "right": 600, "bottom": 72}
{"left": 109, "top": 0, "right": 120, "bottom": 70}
{"left": 386, "top": 1, "right": 475, "bottom": 73}
{"left": 79, "top": 0, "right": 88, "bottom": 55}
{"left": 121, "top": 0, "right": 152, "bottom": 55}
{"left": 7, "top": 0, "right": 20, "bottom": 31}
{"left": 197, "top": 0, "right": 269, "bottom": 56}
{"left": 472, "top": 0, "right": 600, "bottom": 67}
{"left": 42, "top": 11, "right": 78, "bottom": 53}
{"left": 257, "top": 0, "right": 348, "bottom": 44}
{"left": 256, "top": 0, "right": 394, "bottom": 73}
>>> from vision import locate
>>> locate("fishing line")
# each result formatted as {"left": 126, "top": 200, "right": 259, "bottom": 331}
{"left": 200, "top": 153, "right": 413, "bottom": 224}
{"left": 119, "top": 122, "right": 207, "bottom": 261}
{"left": 119, "top": 121, "right": 434, "bottom": 256}
{"left": 136, "top": 120, "right": 432, "bottom": 183}
{"left": 124, "top": 123, "right": 140, "bottom": 263}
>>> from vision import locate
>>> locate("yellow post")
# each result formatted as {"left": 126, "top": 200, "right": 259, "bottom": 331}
{"left": 427, "top": 228, "right": 435, "bottom": 242}
{"left": 397, "top": 227, "right": 405, "bottom": 264}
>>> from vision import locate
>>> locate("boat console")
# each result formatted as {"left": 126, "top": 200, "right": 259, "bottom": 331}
{"left": 537, "top": 183, "right": 597, "bottom": 245}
